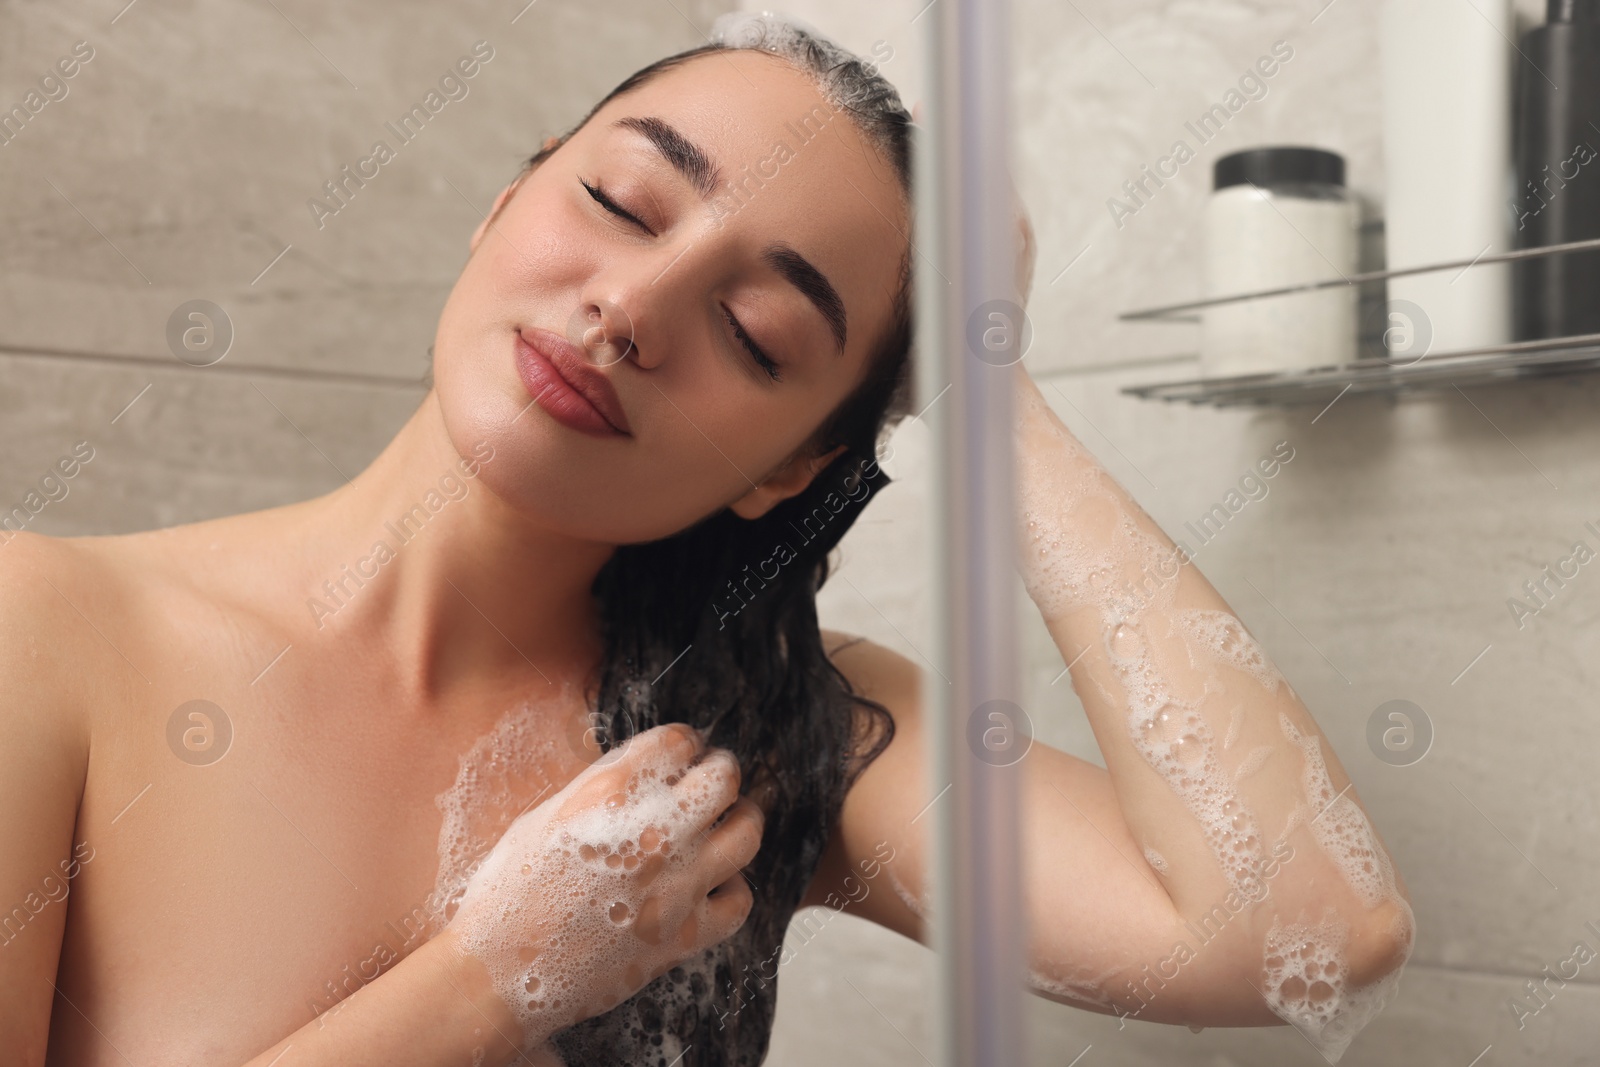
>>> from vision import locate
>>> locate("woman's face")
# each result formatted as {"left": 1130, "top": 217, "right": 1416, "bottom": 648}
{"left": 431, "top": 48, "right": 909, "bottom": 546}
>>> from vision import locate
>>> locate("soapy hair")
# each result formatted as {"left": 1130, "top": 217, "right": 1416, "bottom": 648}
{"left": 514, "top": 14, "right": 917, "bottom": 1060}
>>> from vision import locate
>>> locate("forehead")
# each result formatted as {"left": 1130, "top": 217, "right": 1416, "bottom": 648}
{"left": 587, "top": 49, "right": 909, "bottom": 359}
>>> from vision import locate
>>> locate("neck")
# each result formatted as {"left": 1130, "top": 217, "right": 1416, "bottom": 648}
{"left": 281, "top": 390, "right": 615, "bottom": 702}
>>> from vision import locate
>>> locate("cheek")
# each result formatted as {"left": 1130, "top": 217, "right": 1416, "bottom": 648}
{"left": 491, "top": 205, "right": 589, "bottom": 295}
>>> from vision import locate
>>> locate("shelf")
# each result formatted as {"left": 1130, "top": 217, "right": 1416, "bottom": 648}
{"left": 1115, "top": 235, "right": 1600, "bottom": 406}
{"left": 1119, "top": 337, "right": 1600, "bottom": 408}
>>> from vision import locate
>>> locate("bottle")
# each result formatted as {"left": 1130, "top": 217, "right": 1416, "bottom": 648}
{"left": 1512, "top": 0, "right": 1600, "bottom": 341}
{"left": 1200, "top": 147, "right": 1360, "bottom": 377}
{"left": 1379, "top": 0, "right": 1514, "bottom": 356}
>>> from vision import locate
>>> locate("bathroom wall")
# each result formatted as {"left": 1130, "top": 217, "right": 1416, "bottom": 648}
{"left": 757, "top": 1, "right": 1600, "bottom": 1066}
{"left": 6, "top": 0, "right": 1597, "bottom": 1064}
{"left": 0, "top": 0, "right": 727, "bottom": 540}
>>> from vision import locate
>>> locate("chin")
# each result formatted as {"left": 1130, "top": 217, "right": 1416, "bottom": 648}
{"left": 428, "top": 362, "right": 656, "bottom": 548}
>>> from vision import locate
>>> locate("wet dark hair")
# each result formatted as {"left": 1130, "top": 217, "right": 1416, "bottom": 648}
{"left": 511, "top": 26, "right": 916, "bottom": 1055}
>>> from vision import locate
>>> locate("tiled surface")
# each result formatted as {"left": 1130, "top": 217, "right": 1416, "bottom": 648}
{"left": 0, "top": 0, "right": 728, "bottom": 376}
{"left": 0, "top": 351, "right": 425, "bottom": 537}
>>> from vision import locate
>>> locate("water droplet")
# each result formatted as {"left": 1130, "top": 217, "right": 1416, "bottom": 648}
{"left": 525, "top": 974, "right": 542, "bottom": 993}
{"left": 609, "top": 901, "right": 631, "bottom": 923}
{"left": 1176, "top": 733, "right": 1203, "bottom": 762}
{"left": 1108, "top": 622, "right": 1144, "bottom": 660}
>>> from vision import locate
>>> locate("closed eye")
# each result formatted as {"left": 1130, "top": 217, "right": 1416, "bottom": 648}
{"left": 581, "top": 178, "right": 653, "bottom": 234}
{"left": 723, "top": 306, "right": 782, "bottom": 383}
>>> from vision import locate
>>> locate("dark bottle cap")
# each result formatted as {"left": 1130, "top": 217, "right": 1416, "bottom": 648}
{"left": 1213, "top": 146, "right": 1346, "bottom": 191}
{"left": 1548, "top": 0, "right": 1600, "bottom": 22}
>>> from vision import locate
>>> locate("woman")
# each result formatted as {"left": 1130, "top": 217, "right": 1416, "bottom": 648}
{"left": 0, "top": 13, "right": 1413, "bottom": 1067}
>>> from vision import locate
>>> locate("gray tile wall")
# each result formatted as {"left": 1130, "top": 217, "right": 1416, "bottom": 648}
{"left": 1, "top": 0, "right": 729, "bottom": 537}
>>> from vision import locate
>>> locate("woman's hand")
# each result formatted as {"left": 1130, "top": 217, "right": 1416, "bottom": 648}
{"left": 441, "top": 722, "right": 764, "bottom": 1050}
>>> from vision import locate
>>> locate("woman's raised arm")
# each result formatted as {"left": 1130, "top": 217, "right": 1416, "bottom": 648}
{"left": 801, "top": 364, "right": 1414, "bottom": 1060}
{"left": 1007, "top": 359, "right": 1413, "bottom": 1044}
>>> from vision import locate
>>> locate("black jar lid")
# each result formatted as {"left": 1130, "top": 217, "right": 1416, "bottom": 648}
{"left": 1214, "top": 147, "right": 1346, "bottom": 191}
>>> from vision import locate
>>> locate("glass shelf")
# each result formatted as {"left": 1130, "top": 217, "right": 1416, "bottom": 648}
{"left": 1115, "top": 234, "right": 1600, "bottom": 406}
{"left": 1119, "top": 338, "right": 1600, "bottom": 408}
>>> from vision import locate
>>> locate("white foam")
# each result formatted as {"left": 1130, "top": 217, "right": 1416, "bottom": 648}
{"left": 447, "top": 729, "right": 738, "bottom": 1046}
{"left": 425, "top": 695, "right": 573, "bottom": 931}
{"left": 1223, "top": 703, "right": 1244, "bottom": 750}
{"left": 1028, "top": 961, "right": 1123, "bottom": 1011}
{"left": 1233, "top": 745, "right": 1275, "bottom": 783}
{"left": 1142, "top": 845, "right": 1169, "bottom": 875}
{"left": 1110, "top": 630, "right": 1271, "bottom": 901}
{"left": 1259, "top": 913, "right": 1406, "bottom": 1063}
{"left": 1179, "top": 609, "right": 1286, "bottom": 694}
{"left": 1278, "top": 713, "right": 1398, "bottom": 910}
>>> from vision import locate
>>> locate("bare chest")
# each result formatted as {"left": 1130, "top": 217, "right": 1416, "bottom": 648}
{"left": 48, "top": 647, "right": 596, "bottom": 1065}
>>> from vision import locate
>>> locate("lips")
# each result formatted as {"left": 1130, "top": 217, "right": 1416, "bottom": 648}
{"left": 514, "top": 326, "right": 632, "bottom": 437}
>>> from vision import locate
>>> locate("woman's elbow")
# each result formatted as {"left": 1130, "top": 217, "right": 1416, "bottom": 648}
{"left": 1343, "top": 897, "right": 1417, "bottom": 991}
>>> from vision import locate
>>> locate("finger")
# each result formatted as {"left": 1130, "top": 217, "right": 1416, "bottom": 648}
{"left": 674, "top": 747, "right": 742, "bottom": 825}
{"left": 637, "top": 721, "right": 706, "bottom": 771}
{"left": 698, "top": 872, "right": 756, "bottom": 948}
{"left": 694, "top": 795, "right": 764, "bottom": 895}
{"left": 553, "top": 725, "right": 698, "bottom": 819}
{"left": 553, "top": 756, "right": 636, "bottom": 820}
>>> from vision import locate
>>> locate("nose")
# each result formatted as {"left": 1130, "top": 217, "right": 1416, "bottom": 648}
{"left": 568, "top": 298, "right": 637, "bottom": 369}
{"left": 573, "top": 238, "right": 709, "bottom": 371}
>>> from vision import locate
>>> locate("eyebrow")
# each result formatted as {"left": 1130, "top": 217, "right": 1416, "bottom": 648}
{"left": 612, "top": 116, "right": 720, "bottom": 198}
{"left": 763, "top": 243, "right": 848, "bottom": 353}
{"left": 615, "top": 114, "right": 849, "bottom": 354}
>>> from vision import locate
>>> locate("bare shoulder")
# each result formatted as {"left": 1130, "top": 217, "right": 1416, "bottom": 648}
{"left": 0, "top": 531, "right": 107, "bottom": 703}
{"left": 818, "top": 626, "right": 927, "bottom": 776}
{"left": 819, "top": 626, "right": 923, "bottom": 716}
{"left": 0, "top": 532, "right": 97, "bottom": 1060}
{"left": 0, "top": 529, "right": 108, "bottom": 765}
{"left": 799, "top": 629, "right": 929, "bottom": 937}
